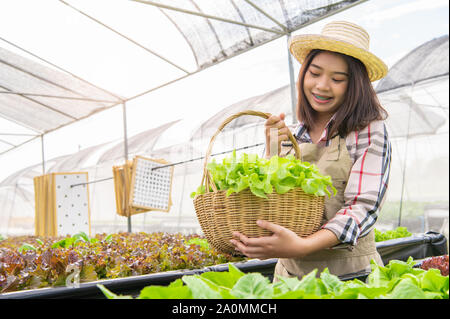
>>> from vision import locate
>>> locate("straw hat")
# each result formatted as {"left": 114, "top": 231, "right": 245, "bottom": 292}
{"left": 289, "top": 21, "right": 388, "bottom": 82}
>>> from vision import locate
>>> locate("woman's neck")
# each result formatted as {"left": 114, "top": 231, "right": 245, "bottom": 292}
{"left": 314, "top": 112, "right": 333, "bottom": 130}
{"left": 308, "top": 113, "right": 334, "bottom": 144}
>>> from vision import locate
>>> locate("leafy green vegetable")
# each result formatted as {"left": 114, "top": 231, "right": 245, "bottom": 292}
{"left": 0, "top": 232, "right": 243, "bottom": 293}
{"left": 386, "top": 278, "right": 428, "bottom": 299}
{"left": 191, "top": 151, "right": 336, "bottom": 199}
{"left": 97, "top": 284, "right": 133, "bottom": 299}
{"left": 138, "top": 285, "right": 192, "bottom": 299}
{"left": 231, "top": 273, "right": 273, "bottom": 298}
{"left": 51, "top": 237, "right": 74, "bottom": 249}
{"left": 104, "top": 234, "right": 113, "bottom": 243}
{"left": 374, "top": 227, "right": 412, "bottom": 242}
{"left": 320, "top": 268, "right": 344, "bottom": 294}
{"left": 185, "top": 238, "right": 210, "bottom": 250}
{"left": 18, "top": 243, "right": 37, "bottom": 253}
{"left": 99, "top": 258, "right": 449, "bottom": 299}
{"left": 200, "top": 263, "right": 244, "bottom": 289}
{"left": 51, "top": 232, "right": 100, "bottom": 249}
{"left": 420, "top": 268, "right": 449, "bottom": 296}
{"left": 183, "top": 275, "right": 225, "bottom": 299}
{"left": 420, "top": 255, "right": 449, "bottom": 276}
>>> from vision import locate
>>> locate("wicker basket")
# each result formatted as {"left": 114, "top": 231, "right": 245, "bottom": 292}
{"left": 193, "top": 110, "right": 325, "bottom": 254}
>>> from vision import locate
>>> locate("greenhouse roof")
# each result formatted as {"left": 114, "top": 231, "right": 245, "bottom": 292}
{"left": 0, "top": 0, "right": 364, "bottom": 156}
{"left": 191, "top": 85, "right": 290, "bottom": 140}
{"left": 376, "top": 34, "right": 449, "bottom": 93}
{"left": 0, "top": 45, "right": 121, "bottom": 132}
{"left": 97, "top": 119, "right": 180, "bottom": 164}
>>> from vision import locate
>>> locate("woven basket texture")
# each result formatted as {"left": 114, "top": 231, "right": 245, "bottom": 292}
{"left": 194, "top": 188, "right": 324, "bottom": 254}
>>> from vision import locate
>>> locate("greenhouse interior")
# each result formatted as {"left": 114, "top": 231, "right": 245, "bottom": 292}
{"left": 0, "top": 0, "right": 448, "bottom": 300}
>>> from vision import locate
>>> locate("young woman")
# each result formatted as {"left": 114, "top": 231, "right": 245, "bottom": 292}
{"left": 230, "top": 21, "right": 392, "bottom": 279}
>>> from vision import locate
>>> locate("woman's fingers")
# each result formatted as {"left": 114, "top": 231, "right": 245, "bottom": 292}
{"left": 265, "top": 113, "right": 286, "bottom": 129}
{"left": 265, "top": 113, "right": 283, "bottom": 125}
{"left": 264, "top": 114, "right": 289, "bottom": 158}
{"left": 231, "top": 231, "right": 271, "bottom": 247}
{"left": 230, "top": 221, "right": 306, "bottom": 259}
{"left": 230, "top": 236, "right": 270, "bottom": 258}
{"left": 265, "top": 115, "right": 289, "bottom": 137}
{"left": 265, "top": 120, "right": 285, "bottom": 131}
{"left": 231, "top": 220, "right": 286, "bottom": 244}
{"left": 232, "top": 231, "right": 256, "bottom": 246}
{"left": 256, "top": 220, "right": 285, "bottom": 234}
{"left": 277, "top": 126, "right": 290, "bottom": 137}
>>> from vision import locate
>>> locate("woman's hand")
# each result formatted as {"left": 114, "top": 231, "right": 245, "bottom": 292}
{"left": 265, "top": 113, "right": 290, "bottom": 157}
{"left": 230, "top": 220, "right": 341, "bottom": 259}
{"left": 230, "top": 220, "right": 307, "bottom": 259}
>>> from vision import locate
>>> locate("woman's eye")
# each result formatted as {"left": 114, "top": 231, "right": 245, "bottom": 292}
{"left": 309, "top": 71, "right": 319, "bottom": 77}
{"left": 332, "top": 78, "right": 344, "bottom": 83}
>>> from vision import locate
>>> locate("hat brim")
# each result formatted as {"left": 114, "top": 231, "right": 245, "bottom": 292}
{"left": 289, "top": 34, "right": 388, "bottom": 82}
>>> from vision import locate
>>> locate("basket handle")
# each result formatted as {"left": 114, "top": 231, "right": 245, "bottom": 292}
{"left": 201, "top": 110, "right": 301, "bottom": 193}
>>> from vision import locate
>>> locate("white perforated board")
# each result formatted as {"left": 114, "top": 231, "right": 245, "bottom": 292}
{"left": 129, "top": 156, "right": 173, "bottom": 212}
{"left": 54, "top": 173, "right": 90, "bottom": 236}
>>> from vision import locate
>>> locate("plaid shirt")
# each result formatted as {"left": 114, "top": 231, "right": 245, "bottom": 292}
{"left": 293, "top": 119, "right": 392, "bottom": 246}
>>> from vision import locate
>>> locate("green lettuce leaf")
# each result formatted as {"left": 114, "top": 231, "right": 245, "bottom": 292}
{"left": 182, "top": 275, "right": 222, "bottom": 299}
{"left": 231, "top": 273, "right": 273, "bottom": 299}
{"left": 320, "top": 268, "right": 344, "bottom": 295}
{"left": 138, "top": 285, "right": 193, "bottom": 299}
{"left": 192, "top": 152, "right": 337, "bottom": 198}
{"left": 97, "top": 284, "right": 133, "bottom": 299}
{"left": 386, "top": 278, "right": 428, "bottom": 299}
{"left": 99, "top": 257, "right": 450, "bottom": 300}
{"left": 200, "top": 264, "right": 244, "bottom": 289}
{"left": 420, "top": 268, "right": 449, "bottom": 297}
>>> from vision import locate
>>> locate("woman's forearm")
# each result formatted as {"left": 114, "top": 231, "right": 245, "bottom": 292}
{"left": 294, "top": 228, "right": 341, "bottom": 257}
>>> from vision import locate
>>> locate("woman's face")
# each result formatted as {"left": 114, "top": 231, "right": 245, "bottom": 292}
{"left": 303, "top": 51, "right": 349, "bottom": 119}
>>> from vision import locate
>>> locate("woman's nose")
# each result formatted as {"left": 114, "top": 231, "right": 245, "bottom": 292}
{"left": 315, "top": 76, "right": 330, "bottom": 91}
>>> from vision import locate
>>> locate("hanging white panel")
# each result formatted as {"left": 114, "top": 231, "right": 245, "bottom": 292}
{"left": 54, "top": 172, "right": 90, "bottom": 236}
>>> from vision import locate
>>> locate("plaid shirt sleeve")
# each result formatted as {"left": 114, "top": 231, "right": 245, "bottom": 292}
{"left": 322, "top": 120, "right": 392, "bottom": 246}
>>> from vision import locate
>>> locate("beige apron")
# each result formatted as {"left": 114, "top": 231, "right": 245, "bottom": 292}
{"left": 274, "top": 134, "right": 383, "bottom": 281}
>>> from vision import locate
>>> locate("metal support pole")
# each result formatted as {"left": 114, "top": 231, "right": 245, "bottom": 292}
{"left": 398, "top": 97, "right": 414, "bottom": 227}
{"left": 40, "top": 134, "right": 45, "bottom": 174}
{"left": 287, "top": 34, "right": 297, "bottom": 125}
{"left": 122, "top": 102, "right": 132, "bottom": 233}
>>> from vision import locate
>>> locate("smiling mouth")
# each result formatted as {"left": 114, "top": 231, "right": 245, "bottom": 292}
{"left": 312, "top": 93, "right": 332, "bottom": 102}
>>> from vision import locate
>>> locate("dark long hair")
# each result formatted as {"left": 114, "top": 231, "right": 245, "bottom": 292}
{"left": 296, "top": 49, "right": 388, "bottom": 139}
